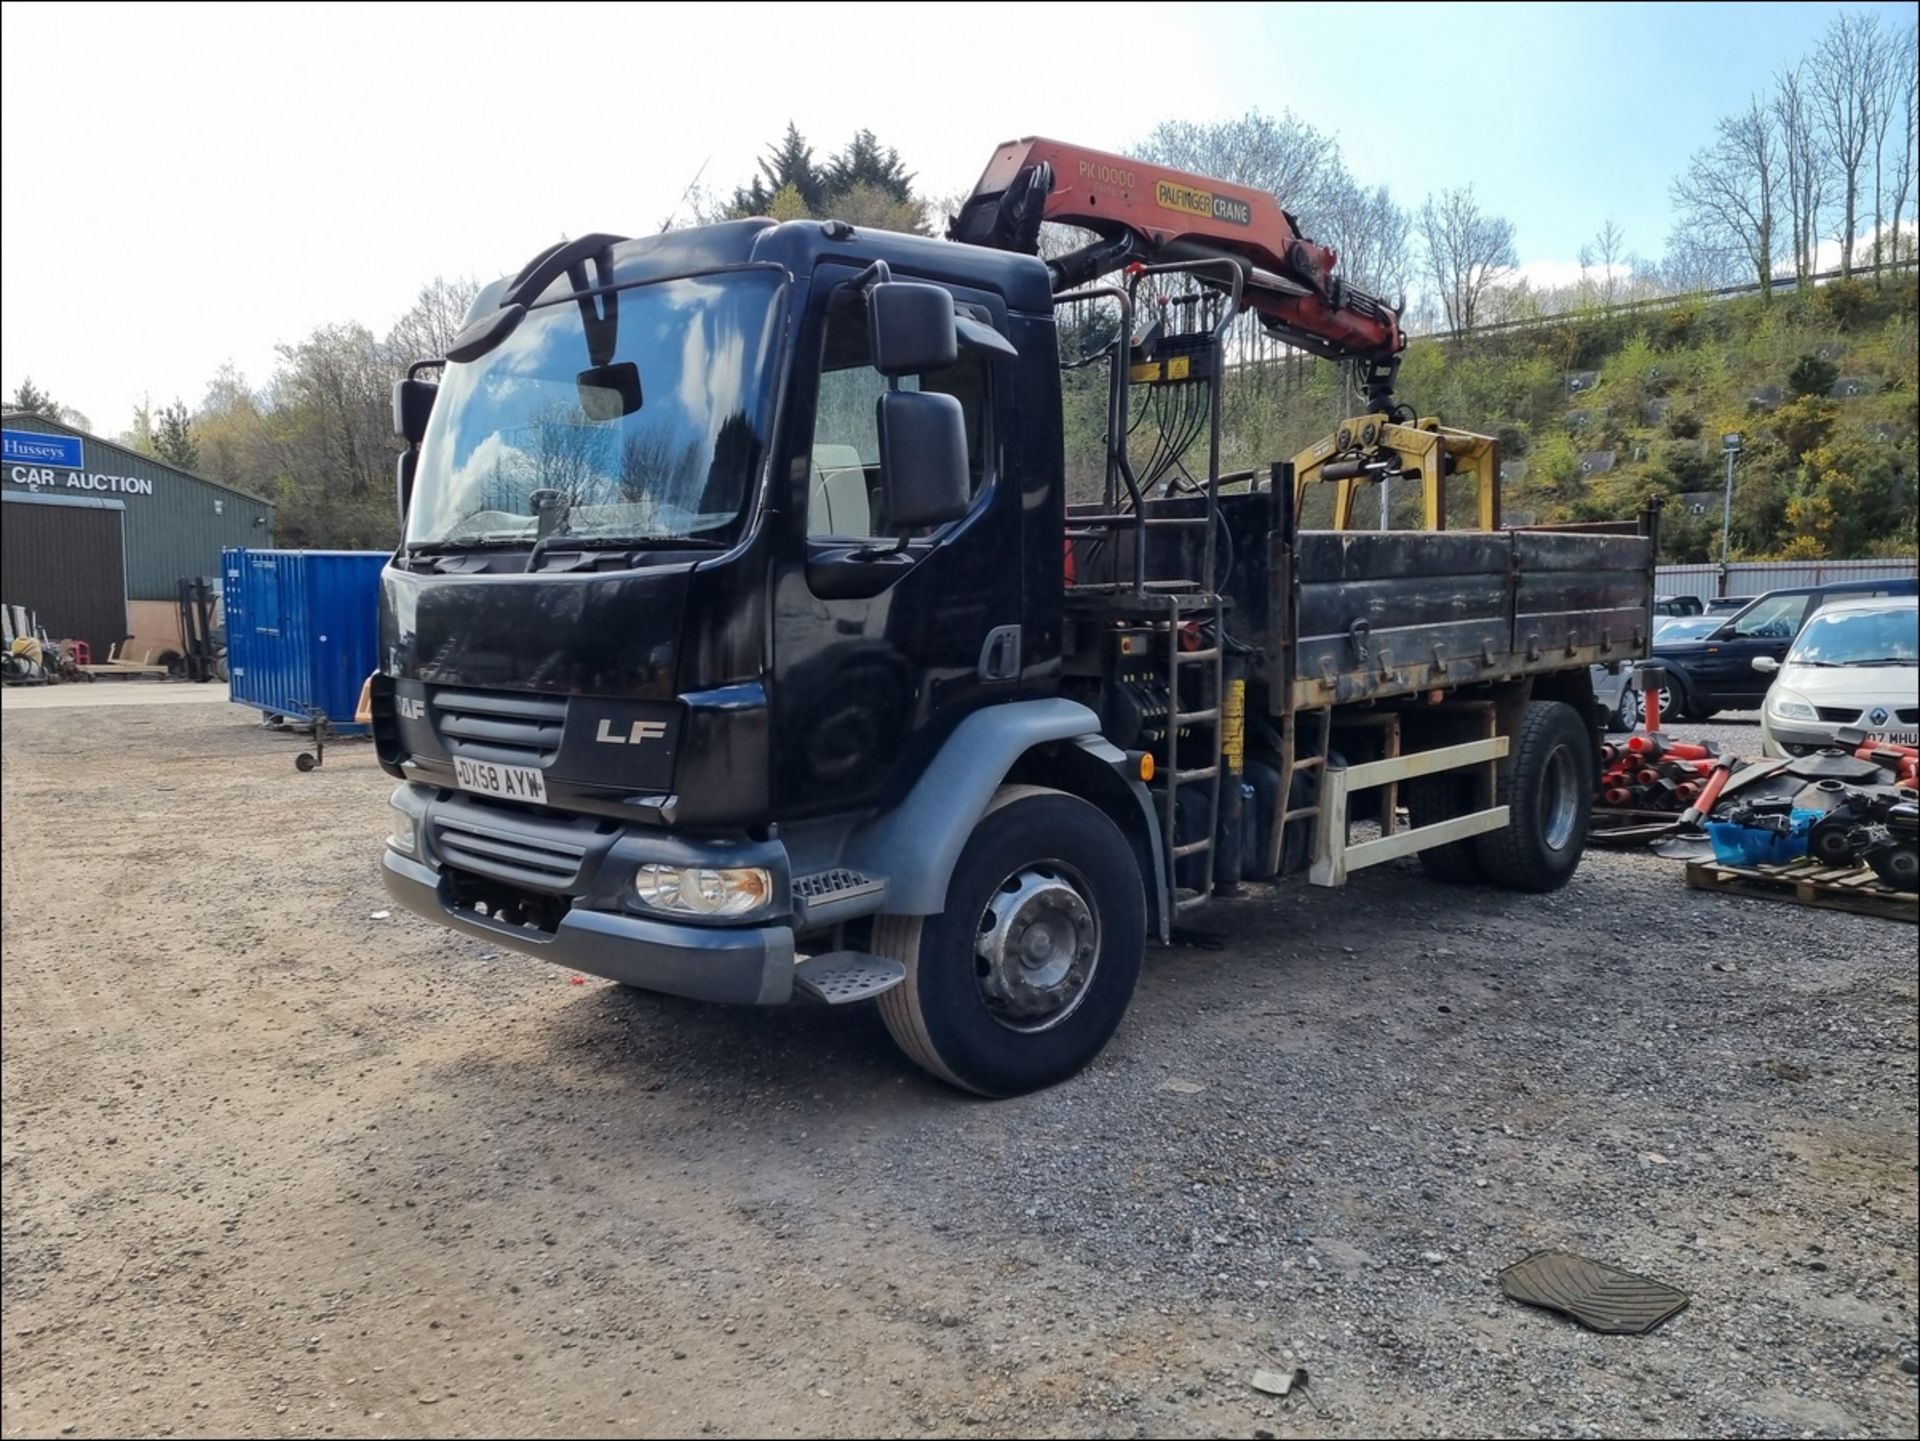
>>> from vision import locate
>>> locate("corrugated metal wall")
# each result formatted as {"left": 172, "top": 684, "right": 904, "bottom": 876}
{"left": 1657, "top": 557, "right": 1918, "bottom": 601}
{"left": 2, "top": 413, "right": 273, "bottom": 599}
{"left": 0, "top": 492, "right": 127, "bottom": 657}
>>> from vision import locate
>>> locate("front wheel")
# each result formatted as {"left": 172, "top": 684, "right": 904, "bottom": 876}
{"left": 874, "top": 786, "right": 1145, "bottom": 1096}
{"left": 1475, "top": 700, "right": 1594, "bottom": 892}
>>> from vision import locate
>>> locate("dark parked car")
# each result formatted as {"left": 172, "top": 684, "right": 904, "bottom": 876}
{"left": 1652, "top": 576, "right": 1919, "bottom": 717}
{"left": 1653, "top": 594, "right": 1705, "bottom": 617}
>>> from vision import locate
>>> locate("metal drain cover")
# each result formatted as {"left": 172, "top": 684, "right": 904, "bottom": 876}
{"left": 1499, "top": 1250, "right": 1689, "bottom": 1334}
{"left": 793, "top": 951, "right": 906, "bottom": 1005}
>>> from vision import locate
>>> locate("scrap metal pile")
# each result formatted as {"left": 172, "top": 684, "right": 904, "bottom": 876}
{"left": 1591, "top": 664, "right": 1919, "bottom": 893}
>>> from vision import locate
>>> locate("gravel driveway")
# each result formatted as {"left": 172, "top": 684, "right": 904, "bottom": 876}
{"left": 3, "top": 701, "right": 1915, "bottom": 1438}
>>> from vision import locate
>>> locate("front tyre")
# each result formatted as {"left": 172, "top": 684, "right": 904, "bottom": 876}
{"left": 1475, "top": 700, "right": 1595, "bottom": 892}
{"left": 874, "top": 786, "right": 1145, "bottom": 1096}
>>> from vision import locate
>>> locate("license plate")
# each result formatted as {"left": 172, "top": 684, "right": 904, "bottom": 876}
{"left": 452, "top": 756, "right": 548, "bottom": 804}
{"left": 1867, "top": 730, "right": 1917, "bottom": 748}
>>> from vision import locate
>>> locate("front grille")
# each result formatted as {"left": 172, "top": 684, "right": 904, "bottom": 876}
{"left": 431, "top": 687, "right": 567, "bottom": 765}
{"left": 1815, "top": 706, "right": 1862, "bottom": 723}
{"left": 1899, "top": 707, "right": 1919, "bottom": 724}
{"left": 430, "top": 798, "right": 610, "bottom": 893}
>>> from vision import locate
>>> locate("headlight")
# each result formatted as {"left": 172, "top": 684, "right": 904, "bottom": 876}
{"left": 386, "top": 802, "right": 417, "bottom": 855}
{"left": 633, "top": 864, "right": 773, "bottom": 917}
{"left": 1770, "top": 689, "right": 1819, "bottom": 722}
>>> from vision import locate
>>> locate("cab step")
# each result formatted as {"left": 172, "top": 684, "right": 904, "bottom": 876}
{"left": 793, "top": 951, "right": 907, "bottom": 1005}
{"left": 791, "top": 868, "right": 889, "bottom": 926}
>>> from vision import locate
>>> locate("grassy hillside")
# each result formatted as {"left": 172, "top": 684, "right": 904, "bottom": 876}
{"left": 1073, "top": 278, "right": 1918, "bottom": 561}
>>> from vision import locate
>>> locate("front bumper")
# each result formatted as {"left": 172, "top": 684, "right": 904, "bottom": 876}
{"left": 384, "top": 851, "right": 795, "bottom": 1003}
{"left": 382, "top": 784, "right": 795, "bottom": 1005}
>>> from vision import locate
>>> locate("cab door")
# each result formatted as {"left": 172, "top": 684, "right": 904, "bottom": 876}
{"left": 767, "top": 267, "right": 1023, "bottom": 818}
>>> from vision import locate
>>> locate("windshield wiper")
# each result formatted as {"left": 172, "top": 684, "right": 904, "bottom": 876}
{"left": 565, "top": 534, "right": 728, "bottom": 549}
{"left": 406, "top": 534, "right": 534, "bottom": 555}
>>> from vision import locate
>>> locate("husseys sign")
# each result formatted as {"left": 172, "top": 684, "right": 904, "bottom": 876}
{"left": 3, "top": 428, "right": 157, "bottom": 496}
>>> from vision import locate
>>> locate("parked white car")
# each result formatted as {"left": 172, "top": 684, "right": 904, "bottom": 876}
{"left": 1756, "top": 595, "right": 1919, "bottom": 757}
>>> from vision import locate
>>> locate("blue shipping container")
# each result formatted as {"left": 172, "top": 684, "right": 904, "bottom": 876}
{"left": 223, "top": 548, "right": 388, "bottom": 730}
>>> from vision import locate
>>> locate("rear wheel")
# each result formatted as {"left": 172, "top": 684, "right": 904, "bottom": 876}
{"left": 1475, "top": 700, "right": 1594, "bottom": 892}
{"left": 1609, "top": 683, "right": 1638, "bottom": 733}
{"left": 1404, "top": 770, "right": 1486, "bottom": 883}
{"left": 1657, "top": 670, "right": 1694, "bottom": 723}
{"left": 873, "top": 786, "right": 1145, "bottom": 1097}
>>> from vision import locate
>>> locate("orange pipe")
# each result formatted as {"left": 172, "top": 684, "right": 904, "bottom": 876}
{"left": 1676, "top": 756, "right": 1736, "bottom": 825}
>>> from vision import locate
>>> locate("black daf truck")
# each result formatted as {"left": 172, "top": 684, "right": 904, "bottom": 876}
{"left": 374, "top": 153, "right": 1655, "bottom": 1095}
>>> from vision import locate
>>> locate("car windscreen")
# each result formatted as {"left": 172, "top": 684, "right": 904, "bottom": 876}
{"left": 406, "top": 270, "right": 786, "bottom": 549}
{"left": 1787, "top": 607, "right": 1920, "bottom": 665}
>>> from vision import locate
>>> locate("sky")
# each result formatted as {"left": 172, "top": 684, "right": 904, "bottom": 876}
{"left": 2, "top": 0, "right": 1912, "bottom": 435}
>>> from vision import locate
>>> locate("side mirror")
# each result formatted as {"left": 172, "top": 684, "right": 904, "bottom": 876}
{"left": 877, "top": 390, "right": 969, "bottom": 530}
{"left": 868, "top": 281, "right": 957, "bottom": 377}
{"left": 393, "top": 378, "right": 437, "bottom": 445}
{"left": 1752, "top": 655, "right": 1780, "bottom": 674}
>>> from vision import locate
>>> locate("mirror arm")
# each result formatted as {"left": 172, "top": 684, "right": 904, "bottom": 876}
{"left": 847, "top": 259, "right": 893, "bottom": 295}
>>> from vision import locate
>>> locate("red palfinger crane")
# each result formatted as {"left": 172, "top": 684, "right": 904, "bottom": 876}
{"left": 952, "top": 137, "right": 1498, "bottom": 531}
{"left": 951, "top": 136, "right": 1405, "bottom": 409}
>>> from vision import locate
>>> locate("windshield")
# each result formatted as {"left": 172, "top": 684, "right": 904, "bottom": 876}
{"left": 1656, "top": 616, "right": 1718, "bottom": 642}
{"left": 1788, "top": 606, "right": 1919, "bottom": 665}
{"left": 406, "top": 270, "right": 786, "bottom": 549}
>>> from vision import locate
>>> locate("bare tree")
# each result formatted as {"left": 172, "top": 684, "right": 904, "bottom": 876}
{"left": 1672, "top": 95, "right": 1779, "bottom": 298}
{"left": 1811, "top": 10, "right": 1885, "bottom": 277}
{"left": 1893, "top": 23, "right": 1920, "bottom": 267}
{"left": 1774, "top": 65, "right": 1825, "bottom": 290}
{"left": 1875, "top": 20, "right": 1919, "bottom": 274}
{"left": 385, "top": 276, "right": 482, "bottom": 366}
{"left": 1417, "top": 185, "right": 1517, "bottom": 335}
{"left": 1318, "top": 171, "right": 1414, "bottom": 301}
{"left": 1136, "top": 110, "right": 1344, "bottom": 229}
{"left": 1594, "top": 218, "right": 1626, "bottom": 309}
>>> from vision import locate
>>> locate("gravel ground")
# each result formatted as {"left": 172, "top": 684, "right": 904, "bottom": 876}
{"left": 3, "top": 701, "right": 1915, "bottom": 1439}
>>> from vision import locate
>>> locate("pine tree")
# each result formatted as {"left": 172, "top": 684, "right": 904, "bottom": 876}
{"left": 730, "top": 122, "right": 824, "bottom": 216}
{"left": 154, "top": 400, "right": 199, "bottom": 470}
{"left": 8, "top": 377, "right": 61, "bottom": 418}
{"left": 822, "top": 129, "right": 915, "bottom": 205}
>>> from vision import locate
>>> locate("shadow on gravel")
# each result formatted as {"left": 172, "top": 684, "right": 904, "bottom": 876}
{"left": 457, "top": 979, "right": 975, "bottom": 1131}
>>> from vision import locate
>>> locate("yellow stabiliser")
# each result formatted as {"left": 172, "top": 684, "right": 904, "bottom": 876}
{"left": 1292, "top": 413, "right": 1501, "bottom": 532}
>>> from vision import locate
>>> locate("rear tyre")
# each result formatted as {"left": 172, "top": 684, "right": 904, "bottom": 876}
{"left": 1657, "top": 670, "right": 1694, "bottom": 723}
{"left": 1609, "top": 683, "right": 1638, "bottom": 734}
{"left": 1404, "top": 770, "right": 1486, "bottom": 883}
{"left": 873, "top": 786, "right": 1145, "bottom": 1097}
{"left": 1475, "top": 700, "right": 1594, "bottom": 892}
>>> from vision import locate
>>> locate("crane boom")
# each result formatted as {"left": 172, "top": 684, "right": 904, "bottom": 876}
{"left": 950, "top": 136, "right": 1405, "bottom": 380}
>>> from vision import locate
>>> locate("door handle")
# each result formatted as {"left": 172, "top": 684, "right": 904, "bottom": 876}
{"left": 978, "top": 624, "right": 1021, "bottom": 682}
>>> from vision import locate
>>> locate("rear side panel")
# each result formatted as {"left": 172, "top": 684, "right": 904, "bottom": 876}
{"left": 1286, "top": 529, "right": 1651, "bottom": 709}
{"left": 1511, "top": 531, "right": 1653, "bottom": 659}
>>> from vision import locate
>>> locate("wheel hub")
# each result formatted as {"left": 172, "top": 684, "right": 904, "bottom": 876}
{"left": 975, "top": 866, "right": 1100, "bottom": 1031}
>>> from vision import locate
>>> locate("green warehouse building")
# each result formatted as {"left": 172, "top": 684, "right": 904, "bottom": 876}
{"left": 2, "top": 411, "right": 274, "bottom": 663}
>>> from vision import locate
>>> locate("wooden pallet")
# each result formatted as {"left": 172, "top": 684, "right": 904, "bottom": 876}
{"left": 1686, "top": 856, "right": 1918, "bottom": 923}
